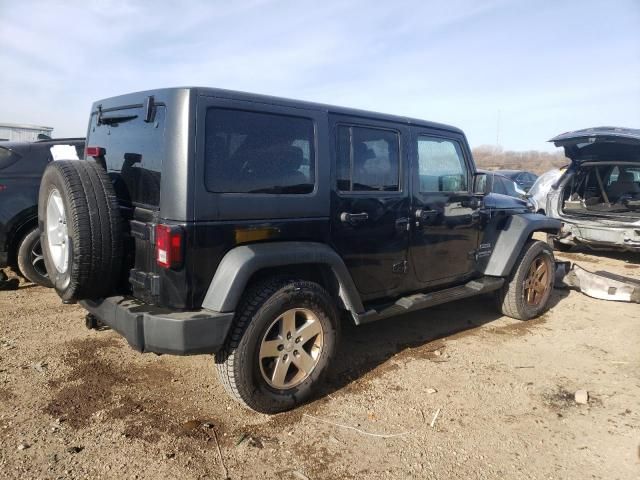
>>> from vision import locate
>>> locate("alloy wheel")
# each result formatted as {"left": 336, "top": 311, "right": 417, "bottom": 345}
{"left": 523, "top": 256, "right": 550, "bottom": 306}
{"left": 46, "top": 189, "right": 69, "bottom": 274}
{"left": 258, "top": 308, "right": 324, "bottom": 389}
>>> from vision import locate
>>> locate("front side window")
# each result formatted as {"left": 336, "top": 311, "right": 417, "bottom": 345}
{"left": 417, "top": 137, "right": 468, "bottom": 193}
{"left": 336, "top": 125, "right": 400, "bottom": 192}
{"left": 205, "top": 109, "right": 315, "bottom": 194}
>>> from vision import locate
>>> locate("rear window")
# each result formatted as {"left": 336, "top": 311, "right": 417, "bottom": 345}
{"left": 0, "top": 146, "right": 22, "bottom": 170}
{"left": 204, "top": 108, "right": 315, "bottom": 194}
{"left": 336, "top": 125, "right": 400, "bottom": 192}
{"left": 88, "top": 105, "right": 166, "bottom": 207}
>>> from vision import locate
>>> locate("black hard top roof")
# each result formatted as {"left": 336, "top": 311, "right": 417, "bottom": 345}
{"left": 94, "top": 86, "right": 465, "bottom": 135}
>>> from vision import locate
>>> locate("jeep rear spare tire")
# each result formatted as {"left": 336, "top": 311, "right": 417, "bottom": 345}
{"left": 38, "top": 160, "right": 123, "bottom": 302}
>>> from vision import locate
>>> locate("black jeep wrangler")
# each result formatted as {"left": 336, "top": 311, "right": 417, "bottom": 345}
{"left": 39, "top": 88, "right": 560, "bottom": 413}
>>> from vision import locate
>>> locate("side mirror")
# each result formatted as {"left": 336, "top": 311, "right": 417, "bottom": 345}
{"left": 439, "top": 174, "right": 465, "bottom": 192}
{"left": 472, "top": 172, "right": 489, "bottom": 195}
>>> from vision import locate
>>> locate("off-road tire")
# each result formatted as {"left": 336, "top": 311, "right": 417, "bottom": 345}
{"left": 16, "top": 227, "right": 52, "bottom": 287}
{"left": 215, "top": 278, "right": 339, "bottom": 413}
{"left": 496, "top": 240, "right": 555, "bottom": 320}
{"left": 38, "top": 160, "right": 123, "bottom": 302}
{"left": 546, "top": 233, "right": 573, "bottom": 252}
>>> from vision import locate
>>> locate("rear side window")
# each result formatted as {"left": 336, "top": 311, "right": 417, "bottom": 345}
{"left": 88, "top": 105, "right": 166, "bottom": 207}
{"left": 336, "top": 125, "right": 400, "bottom": 192}
{"left": 204, "top": 109, "right": 315, "bottom": 194}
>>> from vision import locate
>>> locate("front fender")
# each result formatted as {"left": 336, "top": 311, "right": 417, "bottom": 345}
{"left": 201, "top": 241, "right": 365, "bottom": 314}
{"left": 480, "top": 213, "right": 561, "bottom": 277}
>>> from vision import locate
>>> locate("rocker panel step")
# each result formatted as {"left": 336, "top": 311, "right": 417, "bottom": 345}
{"left": 355, "top": 276, "right": 504, "bottom": 325}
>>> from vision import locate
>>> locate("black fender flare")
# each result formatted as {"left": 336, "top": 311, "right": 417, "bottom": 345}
{"left": 201, "top": 241, "right": 365, "bottom": 315}
{"left": 480, "top": 213, "right": 561, "bottom": 277}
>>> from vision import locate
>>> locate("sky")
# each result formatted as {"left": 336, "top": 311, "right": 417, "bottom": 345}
{"left": 1, "top": 0, "right": 639, "bottom": 151}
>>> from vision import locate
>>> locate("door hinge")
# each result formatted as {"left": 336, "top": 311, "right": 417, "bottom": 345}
{"left": 392, "top": 260, "right": 408, "bottom": 274}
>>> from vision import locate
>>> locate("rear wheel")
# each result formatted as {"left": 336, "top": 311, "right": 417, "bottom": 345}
{"left": 215, "top": 278, "right": 338, "bottom": 413}
{"left": 496, "top": 240, "right": 555, "bottom": 320}
{"left": 16, "top": 227, "right": 52, "bottom": 287}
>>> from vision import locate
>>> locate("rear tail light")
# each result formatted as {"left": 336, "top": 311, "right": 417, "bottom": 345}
{"left": 155, "top": 224, "right": 184, "bottom": 269}
{"left": 85, "top": 146, "right": 105, "bottom": 157}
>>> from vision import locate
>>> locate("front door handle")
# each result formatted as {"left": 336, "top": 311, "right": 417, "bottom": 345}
{"left": 340, "top": 212, "right": 369, "bottom": 225}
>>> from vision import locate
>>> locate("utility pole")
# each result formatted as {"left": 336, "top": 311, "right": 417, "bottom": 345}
{"left": 496, "top": 109, "right": 501, "bottom": 147}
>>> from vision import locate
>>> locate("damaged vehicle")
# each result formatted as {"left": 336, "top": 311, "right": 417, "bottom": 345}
{"left": 546, "top": 127, "right": 640, "bottom": 252}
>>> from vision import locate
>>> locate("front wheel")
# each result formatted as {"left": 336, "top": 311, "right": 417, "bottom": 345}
{"left": 496, "top": 240, "right": 555, "bottom": 320}
{"left": 215, "top": 278, "right": 339, "bottom": 413}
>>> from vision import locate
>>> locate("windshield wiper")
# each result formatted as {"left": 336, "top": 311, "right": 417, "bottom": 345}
{"left": 98, "top": 113, "right": 138, "bottom": 125}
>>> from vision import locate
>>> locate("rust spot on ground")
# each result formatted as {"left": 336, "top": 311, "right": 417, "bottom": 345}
{"left": 489, "top": 314, "right": 549, "bottom": 337}
{"left": 43, "top": 336, "right": 238, "bottom": 477}
{"left": 395, "top": 340, "right": 447, "bottom": 361}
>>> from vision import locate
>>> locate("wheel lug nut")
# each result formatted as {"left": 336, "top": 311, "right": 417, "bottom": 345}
{"left": 294, "top": 350, "right": 299, "bottom": 356}
{"left": 295, "top": 337, "right": 301, "bottom": 343}
{"left": 277, "top": 345, "right": 284, "bottom": 351}
{"left": 286, "top": 332, "right": 292, "bottom": 340}
{"left": 283, "top": 354, "right": 288, "bottom": 361}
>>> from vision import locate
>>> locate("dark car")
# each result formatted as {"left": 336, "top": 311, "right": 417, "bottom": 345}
{"left": 38, "top": 88, "right": 560, "bottom": 413}
{"left": 0, "top": 138, "right": 84, "bottom": 286}
{"left": 495, "top": 170, "right": 538, "bottom": 192}
{"left": 477, "top": 169, "right": 528, "bottom": 199}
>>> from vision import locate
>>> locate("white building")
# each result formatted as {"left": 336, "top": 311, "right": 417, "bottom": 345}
{"left": 0, "top": 123, "right": 54, "bottom": 142}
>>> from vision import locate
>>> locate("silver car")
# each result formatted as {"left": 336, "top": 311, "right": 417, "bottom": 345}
{"left": 546, "top": 127, "right": 640, "bottom": 252}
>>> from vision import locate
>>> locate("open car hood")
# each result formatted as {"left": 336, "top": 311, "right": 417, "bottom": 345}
{"left": 549, "top": 127, "right": 640, "bottom": 162}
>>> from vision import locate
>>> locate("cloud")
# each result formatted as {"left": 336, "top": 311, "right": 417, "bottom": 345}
{"left": 0, "top": 0, "right": 638, "bottom": 150}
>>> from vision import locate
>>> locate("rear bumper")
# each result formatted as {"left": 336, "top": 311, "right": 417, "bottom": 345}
{"left": 80, "top": 296, "right": 234, "bottom": 355}
{"left": 556, "top": 219, "right": 640, "bottom": 252}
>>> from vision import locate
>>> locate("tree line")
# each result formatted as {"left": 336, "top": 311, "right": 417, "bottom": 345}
{"left": 472, "top": 145, "right": 568, "bottom": 174}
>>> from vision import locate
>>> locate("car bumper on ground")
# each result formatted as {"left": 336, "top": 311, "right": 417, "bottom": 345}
{"left": 80, "top": 296, "right": 234, "bottom": 355}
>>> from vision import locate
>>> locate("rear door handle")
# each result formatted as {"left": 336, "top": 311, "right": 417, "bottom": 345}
{"left": 395, "top": 217, "right": 409, "bottom": 232}
{"left": 340, "top": 212, "right": 369, "bottom": 225}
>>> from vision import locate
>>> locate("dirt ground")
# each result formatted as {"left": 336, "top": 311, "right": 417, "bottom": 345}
{"left": 1, "top": 246, "right": 639, "bottom": 480}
